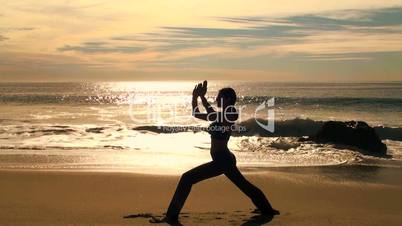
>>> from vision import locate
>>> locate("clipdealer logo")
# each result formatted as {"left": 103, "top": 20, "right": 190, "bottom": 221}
{"left": 128, "top": 97, "right": 275, "bottom": 133}
{"left": 254, "top": 97, "right": 275, "bottom": 133}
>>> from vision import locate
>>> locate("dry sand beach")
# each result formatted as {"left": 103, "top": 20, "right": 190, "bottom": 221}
{"left": 1, "top": 166, "right": 401, "bottom": 226}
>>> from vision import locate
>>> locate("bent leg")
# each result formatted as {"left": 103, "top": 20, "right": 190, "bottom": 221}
{"left": 166, "top": 161, "right": 224, "bottom": 219}
{"left": 224, "top": 167, "right": 276, "bottom": 214}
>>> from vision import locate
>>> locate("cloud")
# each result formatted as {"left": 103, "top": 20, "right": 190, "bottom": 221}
{"left": 0, "top": 51, "right": 96, "bottom": 73}
{"left": 159, "top": 7, "right": 402, "bottom": 39}
{"left": 57, "top": 6, "right": 402, "bottom": 67}
{"left": 107, "top": 7, "right": 402, "bottom": 59}
{"left": 13, "top": 1, "right": 105, "bottom": 16}
{"left": 4, "top": 4, "right": 402, "bottom": 81}
{"left": 58, "top": 42, "right": 145, "bottom": 54}
{"left": 0, "top": 27, "right": 35, "bottom": 42}
{"left": 0, "top": 26, "right": 35, "bottom": 42}
{"left": 15, "top": 27, "right": 35, "bottom": 31}
{"left": 282, "top": 7, "right": 402, "bottom": 30}
{"left": 0, "top": 35, "right": 8, "bottom": 41}
{"left": 0, "top": 27, "right": 35, "bottom": 32}
{"left": 161, "top": 25, "right": 306, "bottom": 39}
{"left": 47, "top": 5, "right": 402, "bottom": 81}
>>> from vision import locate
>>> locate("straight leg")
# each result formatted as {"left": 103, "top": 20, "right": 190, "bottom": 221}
{"left": 224, "top": 166, "right": 276, "bottom": 214}
{"left": 166, "top": 161, "right": 224, "bottom": 219}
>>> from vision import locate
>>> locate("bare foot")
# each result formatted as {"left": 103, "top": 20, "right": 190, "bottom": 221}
{"left": 253, "top": 208, "right": 280, "bottom": 216}
{"left": 149, "top": 216, "right": 182, "bottom": 226}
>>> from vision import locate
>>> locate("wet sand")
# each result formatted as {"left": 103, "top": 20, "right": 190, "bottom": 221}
{"left": 0, "top": 166, "right": 401, "bottom": 225}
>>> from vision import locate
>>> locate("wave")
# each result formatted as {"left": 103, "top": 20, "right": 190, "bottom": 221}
{"left": 0, "top": 94, "right": 131, "bottom": 105}
{"left": 132, "top": 118, "right": 402, "bottom": 141}
{"left": 0, "top": 119, "right": 401, "bottom": 169}
{"left": 2, "top": 118, "right": 400, "bottom": 141}
{"left": 0, "top": 145, "right": 128, "bottom": 151}
{"left": 15, "top": 128, "right": 77, "bottom": 135}
{"left": 1, "top": 94, "right": 401, "bottom": 107}
{"left": 1, "top": 125, "right": 110, "bottom": 136}
{"left": 240, "top": 96, "right": 402, "bottom": 107}
{"left": 238, "top": 118, "right": 402, "bottom": 141}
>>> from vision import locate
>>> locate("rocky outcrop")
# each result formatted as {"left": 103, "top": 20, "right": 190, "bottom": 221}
{"left": 309, "top": 121, "right": 387, "bottom": 156}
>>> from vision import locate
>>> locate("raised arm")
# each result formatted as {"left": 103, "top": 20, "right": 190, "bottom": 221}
{"left": 200, "top": 96, "right": 215, "bottom": 114}
{"left": 192, "top": 84, "right": 201, "bottom": 117}
{"left": 199, "top": 81, "right": 216, "bottom": 114}
{"left": 192, "top": 81, "right": 217, "bottom": 121}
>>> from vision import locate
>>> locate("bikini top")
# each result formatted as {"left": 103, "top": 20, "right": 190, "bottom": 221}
{"left": 208, "top": 121, "right": 232, "bottom": 140}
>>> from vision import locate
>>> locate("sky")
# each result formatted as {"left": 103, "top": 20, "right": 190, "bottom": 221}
{"left": 1, "top": 0, "right": 402, "bottom": 82}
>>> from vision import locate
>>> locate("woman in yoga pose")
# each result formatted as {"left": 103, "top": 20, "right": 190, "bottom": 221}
{"left": 158, "top": 81, "right": 279, "bottom": 224}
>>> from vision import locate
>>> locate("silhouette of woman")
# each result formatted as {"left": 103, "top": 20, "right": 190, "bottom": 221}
{"left": 156, "top": 81, "right": 279, "bottom": 224}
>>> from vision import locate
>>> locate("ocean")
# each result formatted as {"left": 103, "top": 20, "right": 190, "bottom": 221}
{"left": 0, "top": 81, "right": 401, "bottom": 174}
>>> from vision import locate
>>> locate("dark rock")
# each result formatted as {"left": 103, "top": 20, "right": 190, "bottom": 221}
{"left": 309, "top": 121, "right": 387, "bottom": 156}
{"left": 85, "top": 127, "right": 105, "bottom": 133}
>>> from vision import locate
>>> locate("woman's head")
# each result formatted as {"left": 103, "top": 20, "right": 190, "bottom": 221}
{"left": 216, "top": 87, "right": 237, "bottom": 107}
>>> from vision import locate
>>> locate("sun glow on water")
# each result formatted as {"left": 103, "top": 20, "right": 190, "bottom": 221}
{"left": 101, "top": 81, "right": 196, "bottom": 93}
